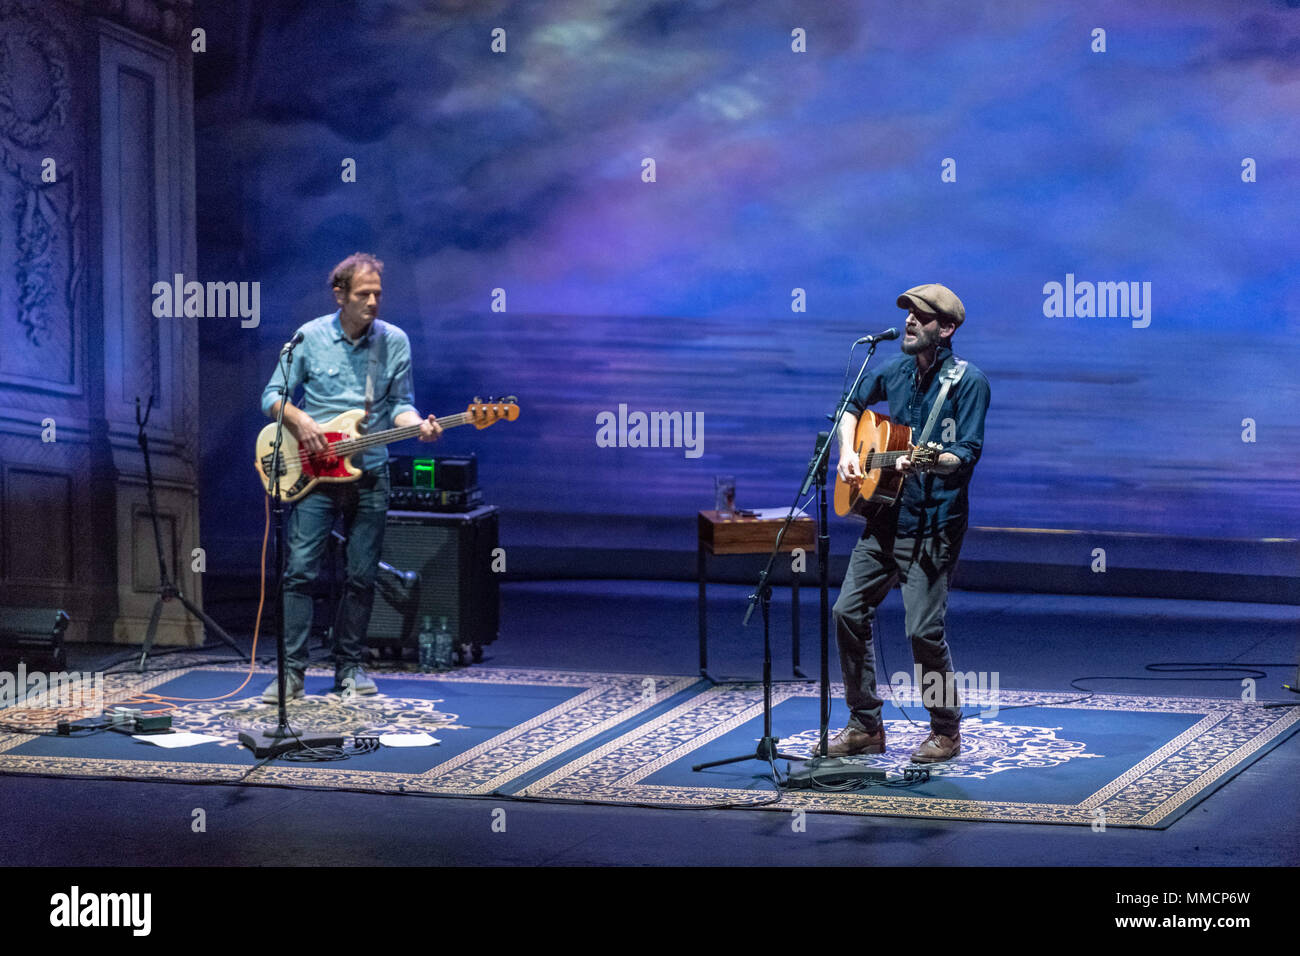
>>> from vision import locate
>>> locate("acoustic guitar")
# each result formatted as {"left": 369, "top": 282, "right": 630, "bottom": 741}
{"left": 832, "top": 409, "right": 943, "bottom": 518}
{"left": 255, "top": 398, "right": 519, "bottom": 503}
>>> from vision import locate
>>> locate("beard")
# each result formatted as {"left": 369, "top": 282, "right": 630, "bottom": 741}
{"left": 900, "top": 323, "right": 942, "bottom": 355}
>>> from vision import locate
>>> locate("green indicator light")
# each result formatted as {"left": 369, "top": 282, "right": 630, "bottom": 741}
{"left": 413, "top": 459, "right": 435, "bottom": 488}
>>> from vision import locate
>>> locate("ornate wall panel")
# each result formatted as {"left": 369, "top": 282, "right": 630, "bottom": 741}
{"left": 97, "top": 12, "right": 200, "bottom": 646}
{"left": 0, "top": 0, "right": 199, "bottom": 645}
{"left": 0, "top": 1, "right": 81, "bottom": 394}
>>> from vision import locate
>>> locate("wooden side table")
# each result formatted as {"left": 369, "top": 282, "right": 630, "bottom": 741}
{"left": 697, "top": 510, "right": 816, "bottom": 681}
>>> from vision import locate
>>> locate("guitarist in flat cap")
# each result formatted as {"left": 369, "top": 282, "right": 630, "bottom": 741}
{"left": 819, "top": 283, "right": 991, "bottom": 763}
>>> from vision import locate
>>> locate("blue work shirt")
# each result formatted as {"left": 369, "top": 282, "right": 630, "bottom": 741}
{"left": 260, "top": 311, "right": 418, "bottom": 473}
{"left": 848, "top": 344, "right": 990, "bottom": 535}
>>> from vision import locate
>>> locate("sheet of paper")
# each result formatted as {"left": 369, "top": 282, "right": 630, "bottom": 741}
{"left": 749, "top": 506, "right": 808, "bottom": 520}
{"left": 379, "top": 732, "right": 440, "bottom": 747}
{"left": 133, "top": 732, "right": 224, "bottom": 748}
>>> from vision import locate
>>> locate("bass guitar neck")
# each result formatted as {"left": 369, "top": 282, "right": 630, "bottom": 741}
{"left": 255, "top": 398, "right": 519, "bottom": 503}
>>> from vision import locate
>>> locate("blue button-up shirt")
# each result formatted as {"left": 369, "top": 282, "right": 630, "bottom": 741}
{"left": 261, "top": 311, "right": 418, "bottom": 473}
{"left": 848, "top": 345, "right": 990, "bottom": 535}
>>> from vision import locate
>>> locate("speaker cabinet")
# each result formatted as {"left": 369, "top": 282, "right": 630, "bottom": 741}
{"left": 368, "top": 506, "right": 500, "bottom": 656}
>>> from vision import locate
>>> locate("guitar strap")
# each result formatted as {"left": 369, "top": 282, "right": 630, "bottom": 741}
{"left": 362, "top": 320, "right": 388, "bottom": 437}
{"left": 916, "top": 357, "right": 968, "bottom": 447}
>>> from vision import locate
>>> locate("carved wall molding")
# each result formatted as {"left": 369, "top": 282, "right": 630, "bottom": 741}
{"left": 0, "top": 5, "right": 70, "bottom": 147}
{"left": 0, "top": 1, "right": 82, "bottom": 387}
{"left": 89, "top": 0, "right": 193, "bottom": 46}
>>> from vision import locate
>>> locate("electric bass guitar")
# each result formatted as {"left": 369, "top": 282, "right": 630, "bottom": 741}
{"left": 255, "top": 398, "right": 520, "bottom": 503}
{"left": 832, "top": 409, "right": 943, "bottom": 518}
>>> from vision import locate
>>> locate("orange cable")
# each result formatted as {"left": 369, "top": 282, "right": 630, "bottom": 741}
{"left": 113, "top": 494, "right": 272, "bottom": 712}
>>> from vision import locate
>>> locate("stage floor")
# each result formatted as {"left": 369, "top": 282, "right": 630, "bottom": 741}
{"left": 1, "top": 581, "right": 1297, "bottom": 865}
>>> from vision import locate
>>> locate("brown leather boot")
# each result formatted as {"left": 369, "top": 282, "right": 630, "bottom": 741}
{"left": 911, "top": 731, "right": 960, "bottom": 764}
{"left": 810, "top": 725, "right": 886, "bottom": 757}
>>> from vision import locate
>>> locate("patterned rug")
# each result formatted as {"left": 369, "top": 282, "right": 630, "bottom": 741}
{"left": 3, "top": 665, "right": 1294, "bottom": 827}
{"left": 519, "top": 681, "right": 1300, "bottom": 828}
{"left": 0, "top": 663, "right": 698, "bottom": 796}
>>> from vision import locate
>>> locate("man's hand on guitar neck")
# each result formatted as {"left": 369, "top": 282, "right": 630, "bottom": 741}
{"left": 395, "top": 410, "right": 443, "bottom": 442}
{"left": 897, "top": 451, "right": 961, "bottom": 476}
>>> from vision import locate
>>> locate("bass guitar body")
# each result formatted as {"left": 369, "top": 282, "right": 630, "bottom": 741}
{"left": 833, "top": 409, "right": 913, "bottom": 519}
{"left": 255, "top": 409, "right": 368, "bottom": 503}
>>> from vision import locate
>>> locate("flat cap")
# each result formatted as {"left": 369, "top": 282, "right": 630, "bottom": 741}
{"left": 897, "top": 283, "right": 965, "bottom": 327}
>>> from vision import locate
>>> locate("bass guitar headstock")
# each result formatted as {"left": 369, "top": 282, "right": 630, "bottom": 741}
{"left": 467, "top": 395, "right": 521, "bottom": 429}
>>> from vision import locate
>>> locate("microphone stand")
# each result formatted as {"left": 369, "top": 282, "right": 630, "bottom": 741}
{"left": 332, "top": 527, "right": 419, "bottom": 659}
{"left": 239, "top": 340, "right": 344, "bottom": 757}
{"left": 803, "top": 339, "right": 883, "bottom": 763}
{"left": 691, "top": 338, "right": 885, "bottom": 783}
{"left": 135, "top": 395, "right": 247, "bottom": 669}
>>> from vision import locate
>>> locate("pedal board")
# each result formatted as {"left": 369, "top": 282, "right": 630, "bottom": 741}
{"left": 783, "top": 757, "right": 889, "bottom": 789}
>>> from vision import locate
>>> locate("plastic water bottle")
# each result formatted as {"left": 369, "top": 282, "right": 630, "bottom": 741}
{"left": 434, "top": 616, "right": 454, "bottom": 670}
{"left": 417, "top": 615, "right": 436, "bottom": 672}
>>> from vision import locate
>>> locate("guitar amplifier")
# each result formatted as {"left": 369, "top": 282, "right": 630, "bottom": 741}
{"left": 389, "top": 454, "right": 478, "bottom": 491}
{"left": 367, "top": 505, "right": 500, "bottom": 658}
{"left": 387, "top": 486, "right": 484, "bottom": 513}
{"left": 0, "top": 608, "right": 70, "bottom": 671}
{"left": 388, "top": 454, "right": 482, "bottom": 512}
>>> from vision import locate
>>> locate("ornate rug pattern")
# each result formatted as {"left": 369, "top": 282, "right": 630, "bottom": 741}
{"left": 0, "top": 664, "right": 698, "bottom": 796}
{"left": 2, "top": 666, "right": 1295, "bottom": 826}
{"left": 519, "top": 682, "right": 1300, "bottom": 828}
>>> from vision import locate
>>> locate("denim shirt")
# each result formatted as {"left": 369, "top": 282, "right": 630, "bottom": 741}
{"left": 260, "top": 311, "right": 418, "bottom": 473}
{"left": 848, "top": 345, "right": 990, "bottom": 535}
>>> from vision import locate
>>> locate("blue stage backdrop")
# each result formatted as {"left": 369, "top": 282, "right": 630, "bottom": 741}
{"left": 194, "top": 1, "right": 1299, "bottom": 569}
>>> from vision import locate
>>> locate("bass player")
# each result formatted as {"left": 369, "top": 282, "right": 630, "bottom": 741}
{"left": 259, "top": 252, "right": 441, "bottom": 703}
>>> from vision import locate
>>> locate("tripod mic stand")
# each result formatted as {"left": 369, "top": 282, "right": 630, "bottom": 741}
{"left": 135, "top": 395, "right": 247, "bottom": 670}
{"left": 689, "top": 560, "right": 805, "bottom": 776}
{"left": 804, "top": 340, "right": 883, "bottom": 762}
{"left": 690, "top": 433, "right": 840, "bottom": 779}
{"left": 691, "top": 337, "right": 886, "bottom": 782}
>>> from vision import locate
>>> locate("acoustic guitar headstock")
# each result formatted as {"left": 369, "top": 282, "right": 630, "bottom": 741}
{"left": 910, "top": 441, "right": 944, "bottom": 471}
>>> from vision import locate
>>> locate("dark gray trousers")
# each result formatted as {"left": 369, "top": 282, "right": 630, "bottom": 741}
{"left": 832, "top": 519, "right": 966, "bottom": 737}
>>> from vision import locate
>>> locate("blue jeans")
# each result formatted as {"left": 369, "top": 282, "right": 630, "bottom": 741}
{"left": 832, "top": 519, "right": 966, "bottom": 737}
{"left": 281, "top": 469, "right": 389, "bottom": 673}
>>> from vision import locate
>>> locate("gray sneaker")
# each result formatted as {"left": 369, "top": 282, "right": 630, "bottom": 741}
{"left": 261, "top": 670, "right": 305, "bottom": 704}
{"left": 333, "top": 666, "right": 378, "bottom": 696}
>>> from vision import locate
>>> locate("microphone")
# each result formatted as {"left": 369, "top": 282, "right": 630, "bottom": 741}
{"left": 853, "top": 328, "right": 899, "bottom": 345}
{"left": 379, "top": 561, "right": 419, "bottom": 585}
{"left": 281, "top": 331, "right": 305, "bottom": 353}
